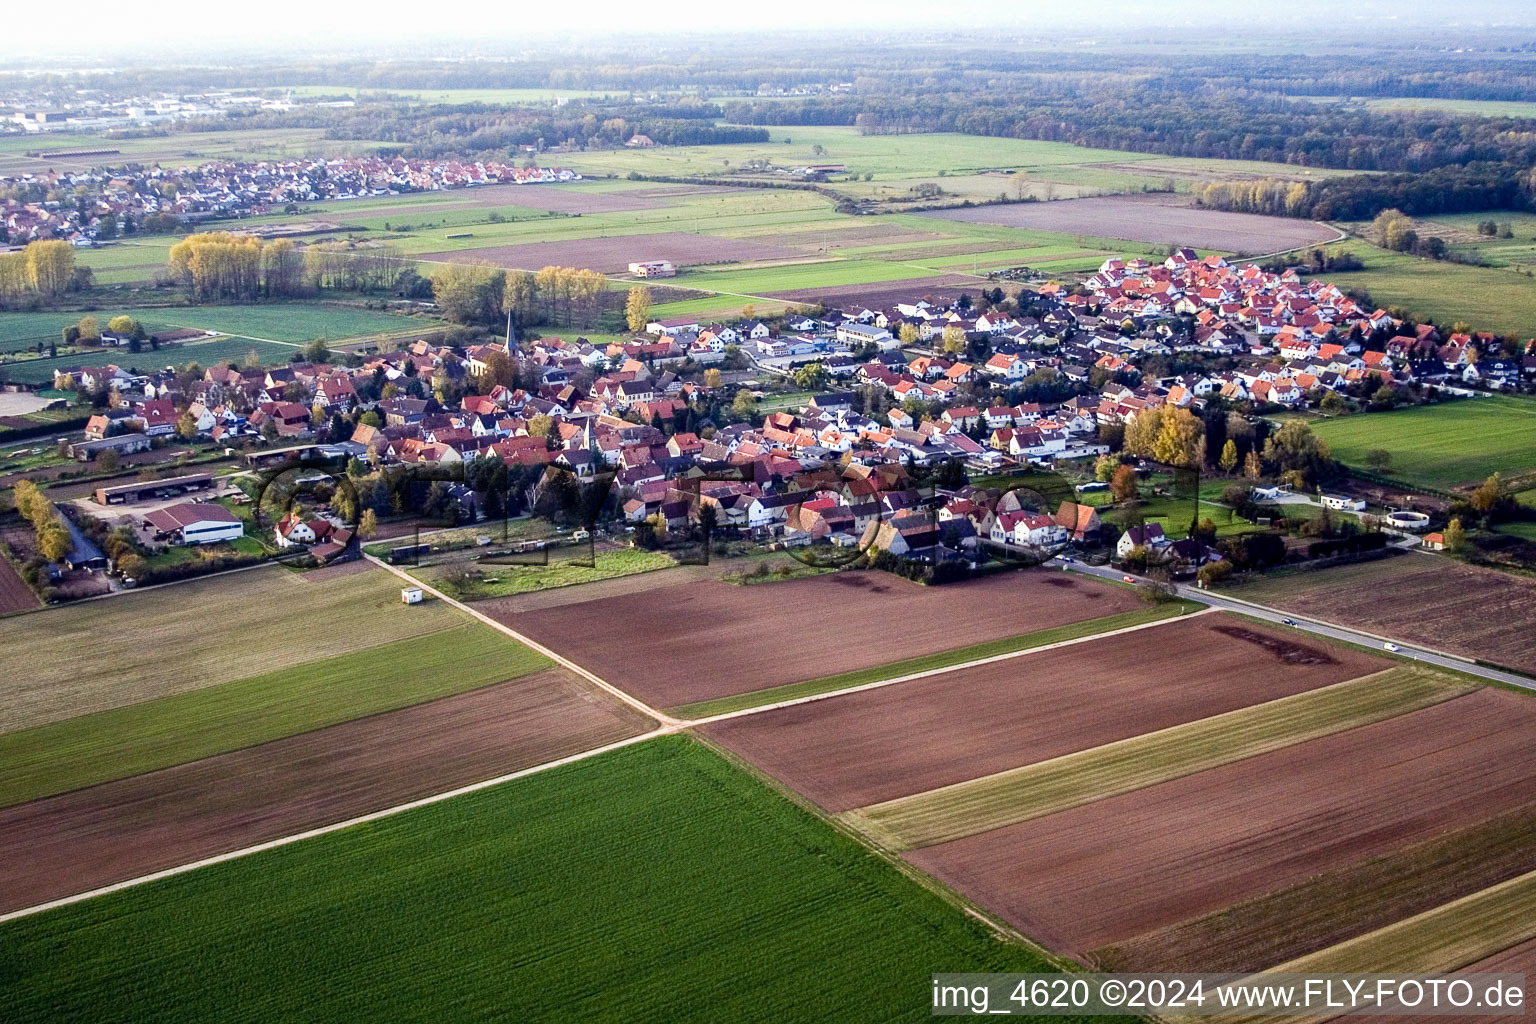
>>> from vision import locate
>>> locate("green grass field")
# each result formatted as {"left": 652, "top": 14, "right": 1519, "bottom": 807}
{"left": 1307, "top": 396, "right": 1536, "bottom": 491}
{"left": 845, "top": 667, "right": 1474, "bottom": 851}
{"left": 418, "top": 549, "right": 676, "bottom": 600}
{"left": 0, "top": 337, "right": 299, "bottom": 384}
{"left": 0, "top": 624, "right": 547, "bottom": 807}
{"left": 0, "top": 736, "right": 1093, "bottom": 1024}
{"left": 0, "top": 303, "right": 429, "bottom": 348}
{"left": 0, "top": 565, "right": 466, "bottom": 733}
{"left": 672, "top": 603, "right": 1196, "bottom": 719}
{"left": 1322, "top": 238, "right": 1536, "bottom": 340}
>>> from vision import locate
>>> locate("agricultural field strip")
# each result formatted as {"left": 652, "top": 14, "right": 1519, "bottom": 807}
{"left": 1208, "top": 578, "right": 1483, "bottom": 663}
{"left": 0, "top": 729, "right": 661, "bottom": 927}
{"left": 0, "top": 563, "right": 470, "bottom": 732}
{"left": 1096, "top": 802, "right": 1536, "bottom": 974}
{"left": 0, "top": 623, "right": 549, "bottom": 808}
{"left": 844, "top": 666, "right": 1476, "bottom": 851}
{"left": 1184, "top": 869, "right": 1536, "bottom": 1024}
{"left": 670, "top": 604, "right": 1193, "bottom": 719}
{"left": 0, "top": 577, "right": 1185, "bottom": 921}
{"left": 684, "top": 606, "right": 1218, "bottom": 726}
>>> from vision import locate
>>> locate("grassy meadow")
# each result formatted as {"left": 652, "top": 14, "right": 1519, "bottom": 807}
{"left": 1307, "top": 396, "right": 1536, "bottom": 491}
{"left": 0, "top": 564, "right": 467, "bottom": 732}
{"left": 0, "top": 624, "right": 548, "bottom": 807}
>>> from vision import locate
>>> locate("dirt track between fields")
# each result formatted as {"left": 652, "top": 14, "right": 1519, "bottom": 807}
{"left": 906, "top": 688, "right": 1536, "bottom": 959}
{"left": 0, "top": 668, "right": 652, "bottom": 914}
{"left": 497, "top": 569, "right": 1144, "bottom": 710}
{"left": 703, "top": 613, "right": 1385, "bottom": 811}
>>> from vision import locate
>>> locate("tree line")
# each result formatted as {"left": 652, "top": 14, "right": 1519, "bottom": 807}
{"left": 0, "top": 241, "right": 80, "bottom": 303}
{"left": 430, "top": 262, "right": 608, "bottom": 329}
{"left": 166, "top": 232, "right": 410, "bottom": 301}
{"left": 1195, "top": 163, "right": 1536, "bottom": 221}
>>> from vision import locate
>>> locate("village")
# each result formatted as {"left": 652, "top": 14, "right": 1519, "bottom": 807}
{"left": 1, "top": 156, "right": 583, "bottom": 245}
{"left": 22, "top": 245, "right": 1533, "bottom": 598}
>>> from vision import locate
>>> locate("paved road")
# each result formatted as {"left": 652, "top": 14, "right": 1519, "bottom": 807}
{"left": 1052, "top": 557, "right": 1536, "bottom": 693}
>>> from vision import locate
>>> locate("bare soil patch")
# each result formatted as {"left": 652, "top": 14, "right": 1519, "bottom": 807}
{"left": 703, "top": 613, "right": 1384, "bottom": 811}
{"left": 915, "top": 195, "right": 1337, "bottom": 254}
{"left": 0, "top": 668, "right": 652, "bottom": 914}
{"left": 1232, "top": 554, "right": 1536, "bottom": 673}
{"left": 497, "top": 569, "right": 1142, "bottom": 710}
{"left": 0, "top": 555, "right": 38, "bottom": 614}
{"left": 907, "top": 689, "right": 1536, "bottom": 959}
{"left": 422, "top": 231, "right": 801, "bottom": 274}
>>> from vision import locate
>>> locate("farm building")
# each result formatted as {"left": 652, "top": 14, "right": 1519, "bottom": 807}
{"left": 95, "top": 473, "right": 215, "bottom": 506}
{"left": 628, "top": 260, "right": 676, "bottom": 278}
{"left": 143, "top": 503, "right": 244, "bottom": 546}
{"left": 61, "top": 516, "right": 108, "bottom": 571}
{"left": 68, "top": 434, "right": 152, "bottom": 462}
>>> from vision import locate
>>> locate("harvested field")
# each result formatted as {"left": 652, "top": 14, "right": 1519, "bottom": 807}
{"left": 1097, "top": 802, "right": 1536, "bottom": 974}
{"left": 915, "top": 195, "right": 1338, "bottom": 254}
{"left": 848, "top": 667, "right": 1474, "bottom": 850}
{"left": 702, "top": 613, "right": 1385, "bottom": 812}
{"left": 1228, "top": 553, "right": 1536, "bottom": 673}
{"left": 421, "top": 231, "right": 801, "bottom": 273}
{"left": 0, "top": 668, "right": 652, "bottom": 914}
{"left": 500, "top": 569, "right": 1144, "bottom": 710}
{"left": 762, "top": 274, "right": 992, "bottom": 308}
{"left": 0, "top": 555, "right": 38, "bottom": 614}
{"left": 0, "top": 563, "right": 465, "bottom": 731}
{"left": 907, "top": 688, "right": 1536, "bottom": 958}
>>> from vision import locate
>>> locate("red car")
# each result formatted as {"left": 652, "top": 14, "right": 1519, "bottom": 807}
{"left": 1122, "top": 574, "right": 1136, "bottom": 583}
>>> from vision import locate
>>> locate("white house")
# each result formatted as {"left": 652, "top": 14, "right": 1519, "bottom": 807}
{"left": 143, "top": 502, "right": 244, "bottom": 546}
{"left": 1116, "top": 523, "right": 1171, "bottom": 558}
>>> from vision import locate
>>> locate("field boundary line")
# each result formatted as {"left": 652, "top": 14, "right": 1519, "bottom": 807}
{"left": 364, "top": 554, "right": 681, "bottom": 726}
{"left": 0, "top": 728, "right": 666, "bottom": 926}
{"left": 685, "top": 605, "right": 1217, "bottom": 727}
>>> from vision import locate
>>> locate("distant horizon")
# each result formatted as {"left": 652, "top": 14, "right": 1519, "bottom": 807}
{"left": 4, "top": 1, "right": 1536, "bottom": 61}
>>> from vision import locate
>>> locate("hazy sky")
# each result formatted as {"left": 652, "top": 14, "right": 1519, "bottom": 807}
{"left": 3, "top": 0, "right": 1535, "bottom": 57}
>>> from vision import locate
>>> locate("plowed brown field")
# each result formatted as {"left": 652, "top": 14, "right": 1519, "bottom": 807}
{"left": 499, "top": 569, "right": 1143, "bottom": 709}
{"left": 906, "top": 688, "right": 1536, "bottom": 959}
{"left": 703, "top": 614, "right": 1385, "bottom": 811}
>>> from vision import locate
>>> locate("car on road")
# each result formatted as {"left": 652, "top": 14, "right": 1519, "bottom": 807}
{"left": 1281, "top": 618, "right": 1296, "bottom": 626}
{"left": 1122, "top": 574, "right": 1136, "bottom": 583}
{"left": 1384, "top": 642, "right": 1402, "bottom": 652}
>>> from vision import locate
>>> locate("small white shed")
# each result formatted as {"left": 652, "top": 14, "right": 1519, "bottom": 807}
{"left": 401, "top": 586, "right": 424, "bottom": 605}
